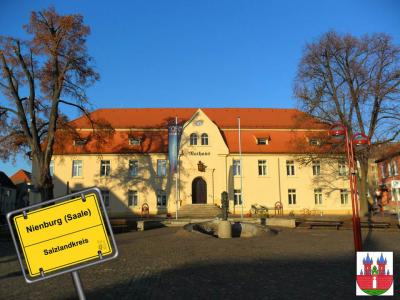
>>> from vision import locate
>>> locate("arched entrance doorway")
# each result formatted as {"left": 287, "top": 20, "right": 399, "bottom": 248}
{"left": 192, "top": 177, "right": 207, "bottom": 204}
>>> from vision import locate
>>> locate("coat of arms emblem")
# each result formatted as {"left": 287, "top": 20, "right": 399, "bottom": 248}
{"left": 356, "top": 252, "right": 393, "bottom": 296}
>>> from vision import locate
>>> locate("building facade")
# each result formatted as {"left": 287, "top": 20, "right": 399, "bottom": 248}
{"left": 0, "top": 171, "right": 17, "bottom": 222}
{"left": 42, "top": 108, "right": 352, "bottom": 217}
{"left": 375, "top": 144, "right": 400, "bottom": 205}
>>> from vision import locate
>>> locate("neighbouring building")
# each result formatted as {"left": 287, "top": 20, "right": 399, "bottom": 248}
{"left": 10, "top": 169, "right": 32, "bottom": 208}
{"left": 375, "top": 143, "right": 400, "bottom": 207}
{"left": 33, "top": 108, "right": 353, "bottom": 217}
{"left": 0, "top": 171, "right": 17, "bottom": 222}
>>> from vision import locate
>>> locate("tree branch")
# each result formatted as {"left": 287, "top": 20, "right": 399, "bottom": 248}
{"left": 0, "top": 105, "right": 18, "bottom": 115}
{"left": 0, "top": 51, "right": 32, "bottom": 141}
{"left": 14, "top": 40, "right": 40, "bottom": 153}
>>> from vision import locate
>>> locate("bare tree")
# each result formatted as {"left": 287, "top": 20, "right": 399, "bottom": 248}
{"left": 0, "top": 7, "right": 99, "bottom": 201}
{"left": 294, "top": 31, "right": 400, "bottom": 215}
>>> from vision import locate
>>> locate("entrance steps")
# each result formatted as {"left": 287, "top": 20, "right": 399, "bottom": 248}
{"left": 178, "top": 204, "right": 222, "bottom": 218}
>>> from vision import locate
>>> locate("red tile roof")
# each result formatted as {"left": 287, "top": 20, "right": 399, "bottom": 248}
{"left": 54, "top": 108, "right": 330, "bottom": 155}
{"left": 54, "top": 131, "right": 169, "bottom": 154}
{"left": 222, "top": 130, "right": 330, "bottom": 154}
{"left": 10, "top": 169, "right": 32, "bottom": 184}
{"left": 69, "top": 108, "right": 327, "bottom": 129}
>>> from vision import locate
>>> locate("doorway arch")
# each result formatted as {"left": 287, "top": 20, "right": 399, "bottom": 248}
{"left": 192, "top": 177, "right": 207, "bottom": 204}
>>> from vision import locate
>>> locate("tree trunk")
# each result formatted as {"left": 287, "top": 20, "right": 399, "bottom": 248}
{"left": 38, "top": 166, "right": 54, "bottom": 202}
{"left": 39, "top": 182, "right": 54, "bottom": 202}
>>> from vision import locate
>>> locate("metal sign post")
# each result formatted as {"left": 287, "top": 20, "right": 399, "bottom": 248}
{"left": 71, "top": 271, "right": 86, "bottom": 300}
{"left": 6, "top": 188, "right": 118, "bottom": 298}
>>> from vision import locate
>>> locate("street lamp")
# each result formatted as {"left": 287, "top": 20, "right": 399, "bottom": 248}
{"left": 329, "top": 123, "right": 370, "bottom": 252}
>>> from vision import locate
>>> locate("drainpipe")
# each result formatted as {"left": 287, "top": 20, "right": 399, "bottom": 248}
{"left": 238, "top": 117, "right": 244, "bottom": 219}
{"left": 212, "top": 168, "right": 215, "bottom": 205}
{"left": 278, "top": 158, "right": 282, "bottom": 204}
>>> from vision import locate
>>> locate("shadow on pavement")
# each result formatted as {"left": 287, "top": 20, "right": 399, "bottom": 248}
{"left": 0, "top": 270, "right": 22, "bottom": 280}
{"left": 78, "top": 257, "right": 358, "bottom": 300}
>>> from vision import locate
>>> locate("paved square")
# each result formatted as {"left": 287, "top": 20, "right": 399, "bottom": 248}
{"left": 1, "top": 227, "right": 400, "bottom": 299}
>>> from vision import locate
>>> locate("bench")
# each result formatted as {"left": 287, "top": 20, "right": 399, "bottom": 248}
{"left": 110, "top": 219, "right": 134, "bottom": 233}
{"left": 306, "top": 221, "right": 343, "bottom": 230}
{"left": 251, "top": 202, "right": 283, "bottom": 217}
{"left": 251, "top": 205, "right": 269, "bottom": 216}
{"left": 361, "top": 222, "right": 390, "bottom": 229}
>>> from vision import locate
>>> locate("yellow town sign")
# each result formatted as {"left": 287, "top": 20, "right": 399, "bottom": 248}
{"left": 8, "top": 189, "right": 117, "bottom": 282}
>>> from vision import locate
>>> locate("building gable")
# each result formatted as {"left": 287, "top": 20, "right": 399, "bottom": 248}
{"left": 180, "top": 109, "right": 229, "bottom": 156}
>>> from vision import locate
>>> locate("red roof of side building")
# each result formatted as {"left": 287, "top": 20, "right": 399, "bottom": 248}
{"left": 10, "top": 169, "right": 32, "bottom": 184}
{"left": 374, "top": 143, "right": 400, "bottom": 163}
{"left": 54, "top": 108, "right": 330, "bottom": 155}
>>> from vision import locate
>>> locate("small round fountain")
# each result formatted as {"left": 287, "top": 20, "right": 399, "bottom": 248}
{"left": 184, "top": 192, "right": 277, "bottom": 239}
{"left": 184, "top": 219, "right": 276, "bottom": 238}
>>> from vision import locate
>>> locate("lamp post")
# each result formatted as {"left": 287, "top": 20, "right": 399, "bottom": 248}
{"left": 329, "top": 123, "right": 370, "bottom": 252}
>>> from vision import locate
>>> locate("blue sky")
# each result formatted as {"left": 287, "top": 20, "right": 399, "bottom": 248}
{"left": 1, "top": 0, "right": 399, "bottom": 176}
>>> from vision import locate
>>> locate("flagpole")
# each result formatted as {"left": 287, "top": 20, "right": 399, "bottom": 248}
{"left": 238, "top": 117, "right": 244, "bottom": 219}
{"left": 175, "top": 116, "right": 179, "bottom": 220}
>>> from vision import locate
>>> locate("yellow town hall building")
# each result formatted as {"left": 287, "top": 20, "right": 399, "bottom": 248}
{"left": 43, "top": 108, "right": 352, "bottom": 216}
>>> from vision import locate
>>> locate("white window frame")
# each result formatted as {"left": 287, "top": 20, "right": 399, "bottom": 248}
{"left": 129, "top": 137, "right": 141, "bottom": 145}
{"left": 286, "top": 160, "right": 295, "bottom": 176}
{"left": 257, "top": 138, "right": 269, "bottom": 145}
{"left": 340, "top": 189, "right": 349, "bottom": 205}
{"left": 157, "top": 159, "right": 167, "bottom": 177}
{"left": 309, "top": 139, "right": 321, "bottom": 146}
{"left": 312, "top": 160, "right": 321, "bottom": 176}
{"left": 72, "top": 160, "right": 83, "bottom": 177}
{"left": 233, "top": 189, "right": 242, "bottom": 205}
{"left": 100, "top": 160, "right": 111, "bottom": 177}
{"left": 73, "top": 139, "right": 87, "bottom": 146}
{"left": 128, "top": 190, "right": 138, "bottom": 207}
{"left": 157, "top": 191, "right": 167, "bottom": 207}
{"left": 201, "top": 133, "right": 208, "bottom": 145}
{"left": 338, "top": 160, "right": 347, "bottom": 176}
{"left": 233, "top": 160, "right": 241, "bottom": 176}
{"left": 388, "top": 162, "right": 393, "bottom": 177}
{"left": 392, "top": 188, "right": 400, "bottom": 202}
{"left": 381, "top": 164, "right": 386, "bottom": 179}
{"left": 190, "top": 133, "right": 198, "bottom": 145}
{"left": 393, "top": 160, "right": 398, "bottom": 176}
{"left": 129, "top": 159, "right": 139, "bottom": 177}
{"left": 101, "top": 190, "right": 110, "bottom": 207}
{"left": 314, "top": 188, "right": 323, "bottom": 205}
{"left": 288, "top": 189, "right": 296, "bottom": 205}
{"left": 258, "top": 160, "right": 267, "bottom": 176}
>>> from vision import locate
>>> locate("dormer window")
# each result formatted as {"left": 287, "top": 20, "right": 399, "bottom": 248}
{"left": 129, "top": 137, "right": 142, "bottom": 146}
{"left": 190, "top": 133, "right": 198, "bottom": 145}
{"left": 309, "top": 139, "right": 321, "bottom": 146}
{"left": 257, "top": 138, "right": 269, "bottom": 145}
{"left": 73, "top": 139, "right": 87, "bottom": 146}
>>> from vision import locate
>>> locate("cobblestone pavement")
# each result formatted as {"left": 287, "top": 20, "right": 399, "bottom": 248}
{"left": 1, "top": 227, "right": 400, "bottom": 299}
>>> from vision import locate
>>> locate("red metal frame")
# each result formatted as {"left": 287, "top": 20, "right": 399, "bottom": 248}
{"left": 330, "top": 123, "right": 363, "bottom": 252}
